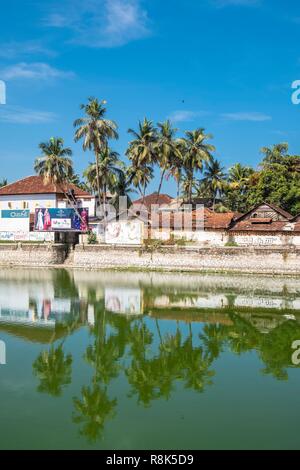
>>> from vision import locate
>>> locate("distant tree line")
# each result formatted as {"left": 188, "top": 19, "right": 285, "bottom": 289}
{"left": 4, "top": 98, "right": 300, "bottom": 215}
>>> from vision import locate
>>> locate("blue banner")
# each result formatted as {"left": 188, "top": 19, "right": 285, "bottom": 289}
{"left": 1, "top": 210, "right": 30, "bottom": 219}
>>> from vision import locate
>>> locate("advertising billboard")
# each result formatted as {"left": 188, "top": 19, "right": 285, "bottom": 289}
{"left": 34, "top": 208, "right": 89, "bottom": 232}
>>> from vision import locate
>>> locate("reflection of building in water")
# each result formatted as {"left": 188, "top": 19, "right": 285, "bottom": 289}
{"left": 0, "top": 278, "right": 81, "bottom": 340}
{"left": 238, "top": 312, "right": 295, "bottom": 334}
{"left": 105, "top": 288, "right": 143, "bottom": 315}
{"left": 0, "top": 268, "right": 300, "bottom": 341}
{"left": 150, "top": 293, "right": 300, "bottom": 314}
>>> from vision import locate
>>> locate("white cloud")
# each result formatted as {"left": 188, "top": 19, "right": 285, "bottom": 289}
{"left": 44, "top": 0, "right": 151, "bottom": 48}
{"left": 0, "top": 106, "right": 56, "bottom": 124}
{"left": 168, "top": 110, "right": 209, "bottom": 123}
{"left": 0, "top": 41, "right": 55, "bottom": 59}
{"left": 0, "top": 62, "right": 74, "bottom": 81}
{"left": 222, "top": 112, "right": 272, "bottom": 122}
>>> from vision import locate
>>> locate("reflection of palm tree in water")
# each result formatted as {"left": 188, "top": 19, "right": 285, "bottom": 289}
{"left": 32, "top": 344, "right": 72, "bottom": 397}
{"left": 73, "top": 384, "right": 117, "bottom": 443}
{"left": 72, "top": 308, "right": 119, "bottom": 441}
{"left": 126, "top": 317, "right": 216, "bottom": 406}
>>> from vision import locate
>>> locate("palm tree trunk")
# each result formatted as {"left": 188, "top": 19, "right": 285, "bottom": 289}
{"left": 189, "top": 176, "right": 193, "bottom": 205}
{"left": 137, "top": 184, "right": 143, "bottom": 199}
{"left": 95, "top": 152, "right": 101, "bottom": 213}
{"left": 155, "top": 169, "right": 166, "bottom": 204}
{"left": 142, "top": 182, "right": 146, "bottom": 206}
{"left": 177, "top": 175, "right": 181, "bottom": 200}
{"left": 103, "top": 182, "right": 107, "bottom": 220}
{"left": 155, "top": 319, "right": 163, "bottom": 346}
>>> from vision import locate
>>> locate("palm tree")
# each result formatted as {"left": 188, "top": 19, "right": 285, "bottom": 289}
{"left": 83, "top": 147, "right": 123, "bottom": 217}
{"left": 0, "top": 178, "right": 7, "bottom": 188}
{"left": 155, "top": 120, "right": 178, "bottom": 203}
{"left": 178, "top": 129, "right": 215, "bottom": 204}
{"left": 168, "top": 140, "right": 185, "bottom": 199}
{"left": 228, "top": 163, "right": 254, "bottom": 190}
{"left": 127, "top": 164, "right": 154, "bottom": 200}
{"left": 74, "top": 98, "right": 118, "bottom": 207}
{"left": 110, "top": 169, "right": 137, "bottom": 210}
{"left": 126, "top": 118, "right": 157, "bottom": 201}
{"left": 226, "top": 163, "right": 255, "bottom": 212}
{"left": 199, "top": 158, "right": 227, "bottom": 210}
{"left": 67, "top": 172, "right": 90, "bottom": 192}
{"left": 34, "top": 137, "right": 73, "bottom": 188}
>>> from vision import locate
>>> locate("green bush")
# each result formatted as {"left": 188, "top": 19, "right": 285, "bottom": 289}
{"left": 87, "top": 231, "right": 98, "bottom": 245}
{"left": 225, "top": 241, "right": 239, "bottom": 247}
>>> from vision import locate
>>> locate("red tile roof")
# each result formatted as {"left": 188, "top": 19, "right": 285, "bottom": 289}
{"left": 0, "top": 176, "right": 92, "bottom": 198}
{"left": 151, "top": 208, "right": 236, "bottom": 230}
{"left": 132, "top": 192, "right": 174, "bottom": 209}
{"left": 204, "top": 211, "right": 236, "bottom": 229}
{"left": 292, "top": 214, "right": 300, "bottom": 222}
{"left": 230, "top": 220, "right": 300, "bottom": 233}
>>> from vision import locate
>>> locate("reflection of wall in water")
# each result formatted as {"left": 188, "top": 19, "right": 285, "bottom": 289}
{"left": 152, "top": 293, "right": 300, "bottom": 313}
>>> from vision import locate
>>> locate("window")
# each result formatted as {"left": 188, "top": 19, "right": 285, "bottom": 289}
{"left": 23, "top": 201, "right": 28, "bottom": 209}
{"left": 8, "top": 202, "right": 12, "bottom": 209}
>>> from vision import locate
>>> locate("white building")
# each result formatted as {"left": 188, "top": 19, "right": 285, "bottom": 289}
{"left": 0, "top": 176, "right": 95, "bottom": 241}
{"left": 0, "top": 175, "right": 95, "bottom": 214}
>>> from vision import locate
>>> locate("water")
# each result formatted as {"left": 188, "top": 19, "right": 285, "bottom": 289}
{"left": 0, "top": 268, "right": 300, "bottom": 450}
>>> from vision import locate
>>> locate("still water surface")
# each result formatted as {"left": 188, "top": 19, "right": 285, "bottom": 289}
{"left": 0, "top": 268, "right": 300, "bottom": 449}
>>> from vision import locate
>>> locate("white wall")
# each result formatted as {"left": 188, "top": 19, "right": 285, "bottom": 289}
{"left": 0, "top": 194, "right": 57, "bottom": 212}
{"left": 0, "top": 194, "right": 95, "bottom": 217}
{"left": 151, "top": 229, "right": 227, "bottom": 246}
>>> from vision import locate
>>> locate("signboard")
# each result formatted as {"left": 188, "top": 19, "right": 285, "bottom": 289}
{"left": 34, "top": 208, "right": 89, "bottom": 232}
{"left": 0, "top": 210, "right": 30, "bottom": 233}
{"left": 1, "top": 210, "right": 30, "bottom": 218}
{"left": 233, "top": 235, "right": 282, "bottom": 246}
{"left": 105, "top": 220, "right": 144, "bottom": 245}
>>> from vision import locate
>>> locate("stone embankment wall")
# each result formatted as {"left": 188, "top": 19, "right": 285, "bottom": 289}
{"left": 0, "top": 243, "right": 66, "bottom": 266}
{"left": 0, "top": 243, "right": 299, "bottom": 274}
{"left": 73, "top": 244, "right": 300, "bottom": 275}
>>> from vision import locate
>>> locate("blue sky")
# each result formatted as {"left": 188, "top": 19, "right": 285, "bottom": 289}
{"left": 0, "top": 0, "right": 300, "bottom": 195}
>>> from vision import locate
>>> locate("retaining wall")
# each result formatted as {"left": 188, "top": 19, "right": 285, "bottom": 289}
{"left": 73, "top": 244, "right": 300, "bottom": 275}
{"left": 0, "top": 243, "right": 299, "bottom": 274}
{"left": 0, "top": 243, "right": 66, "bottom": 266}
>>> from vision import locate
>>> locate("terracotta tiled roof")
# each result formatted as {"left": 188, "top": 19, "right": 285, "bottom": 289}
{"left": 204, "top": 211, "right": 236, "bottom": 229}
{"left": 230, "top": 220, "right": 300, "bottom": 232}
{"left": 151, "top": 209, "right": 236, "bottom": 230}
{"left": 0, "top": 176, "right": 92, "bottom": 197}
{"left": 132, "top": 192, "right": 174, "bottom": 209}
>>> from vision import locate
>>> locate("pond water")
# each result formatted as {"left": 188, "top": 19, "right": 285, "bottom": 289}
{"left": 0, "top": 268, "right": 300, "bottom": 450}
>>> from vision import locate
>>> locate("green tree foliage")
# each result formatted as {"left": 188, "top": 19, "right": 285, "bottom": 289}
{"left": 245, "top": 144, "right": 300, "bottom": 215}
